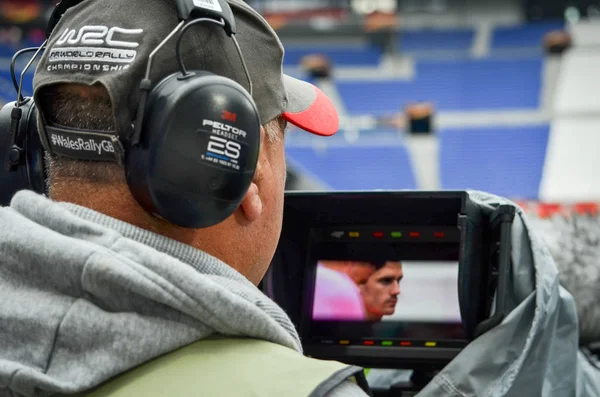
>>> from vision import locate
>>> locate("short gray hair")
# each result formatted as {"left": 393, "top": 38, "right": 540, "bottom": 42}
{"left": 264, "top": 116, "right": 286, "bottom": 143}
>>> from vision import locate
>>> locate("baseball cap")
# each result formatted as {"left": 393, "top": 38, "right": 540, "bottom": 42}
{"left": 32, "top": 0, "right": 339, "bottom": 143}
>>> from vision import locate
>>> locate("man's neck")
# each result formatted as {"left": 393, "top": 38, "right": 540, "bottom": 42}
{"left": 50, "top": 181, "right": 257, "bottom": 284}
{"left": 51, "top": 181, "right": 192, "bottom": 241}
{"left": 365, "top": 311, "right": 383, "bottom": 322}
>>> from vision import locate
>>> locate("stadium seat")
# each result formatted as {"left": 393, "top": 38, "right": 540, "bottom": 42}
{"left": 0, "top": 71, "right": 33, "bottom": 105}
{"left": 492, "top": 20, "right": 565, "bottom": 49}
{"left": 286, "top": 144, "right": 417, "bottom": 190}
{"left": 439, "top": 125, "right": 550, "bottom": 199}
{"left": 0, "top": 44, "right": 17, "bottom": 58}
{"left": 337, "top": 58, "right": 543, "bottom": 115}
{"left": 398, "top": 28, "right": 475, "bottom": 52}
{"left": 282, "top": 45, "right": 382, "bottom": 67}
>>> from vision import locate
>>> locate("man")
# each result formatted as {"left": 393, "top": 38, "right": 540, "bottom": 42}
{"left": 313, "top": 261, "right": 376, "bottom": 320}
{"left": 360, "top": 261, "right": 404, "bottom": 321}
{"left": 0, "top": 1, "right": 370, "bottom": 396}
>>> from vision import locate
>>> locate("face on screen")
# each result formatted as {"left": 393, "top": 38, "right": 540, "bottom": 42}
{"left": 360, "top": 262, "right": 404, "bottom": 321}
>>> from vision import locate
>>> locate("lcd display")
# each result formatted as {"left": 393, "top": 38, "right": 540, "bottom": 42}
{"left": 302, "top": 227, "right": 465, "bottom": 347}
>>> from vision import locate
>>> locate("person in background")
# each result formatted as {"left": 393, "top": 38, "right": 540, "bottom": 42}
{"left": 313, "top": 260, "right": 377, "bottom": 320}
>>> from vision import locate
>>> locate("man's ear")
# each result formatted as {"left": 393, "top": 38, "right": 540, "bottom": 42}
{"left": 240, "top": 182, "right": 262, "bottom": 222}
{"left": 239, "top": 126, "right": 266, "bottom": 222}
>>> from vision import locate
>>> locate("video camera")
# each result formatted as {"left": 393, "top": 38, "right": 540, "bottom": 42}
{"left": 262, "top": 191, "right": 515, "bottom": 379}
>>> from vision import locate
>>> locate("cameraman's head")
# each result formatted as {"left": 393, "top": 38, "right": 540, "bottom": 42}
{"left": 39, "top": 83, "right": 286, "bottom": 285}
{"left": 33, "top": 0, "right": 338, "bottom": 285}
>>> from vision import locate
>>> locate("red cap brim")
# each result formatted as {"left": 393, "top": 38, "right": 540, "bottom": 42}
{"left": 281, "top": 75, "right": 339, "bottom": 137}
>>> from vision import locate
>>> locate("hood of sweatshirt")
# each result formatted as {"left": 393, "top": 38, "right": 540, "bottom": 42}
{"left": 0, "top": 191, "right": 301, "bottom": 397}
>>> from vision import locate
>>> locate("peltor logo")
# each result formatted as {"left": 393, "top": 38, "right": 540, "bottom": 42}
{"left": 47, "top": 25, "right": 144, "bottom": 73}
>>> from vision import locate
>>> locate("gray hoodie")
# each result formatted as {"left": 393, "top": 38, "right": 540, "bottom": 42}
{"left": 0, "top": 191, "right": 366, "bottom": 397}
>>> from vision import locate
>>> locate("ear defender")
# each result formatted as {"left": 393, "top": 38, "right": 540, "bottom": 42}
{"left": 125, "top": 10, "right": 262, "bottom": 229}
{"left": 126, "top": 71, "right": 261, "bottom": 229}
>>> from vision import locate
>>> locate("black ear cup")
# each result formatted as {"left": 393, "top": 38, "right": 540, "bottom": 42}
{"left": 0, "top": 100, "right": 45, "bottom": 206}
{"left": 126, "top": 71, "right": 261, "bottom": 228}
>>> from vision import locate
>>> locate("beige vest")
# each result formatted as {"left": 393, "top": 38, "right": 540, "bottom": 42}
{"left": 78, "top": 337, "right": 366, "bottom": 397}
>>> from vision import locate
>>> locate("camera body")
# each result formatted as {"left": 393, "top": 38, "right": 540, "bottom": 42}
{"left": 262, "top": 190, "right": 514, "bottom": 371}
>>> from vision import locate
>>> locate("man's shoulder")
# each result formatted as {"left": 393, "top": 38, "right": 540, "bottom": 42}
{"left": 84, "top": 337, "right": 367, "bottom": 397}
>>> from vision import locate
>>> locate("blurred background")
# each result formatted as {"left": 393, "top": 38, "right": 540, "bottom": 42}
{"left": 2, "top": 0, "right": 599, "bottom": 210}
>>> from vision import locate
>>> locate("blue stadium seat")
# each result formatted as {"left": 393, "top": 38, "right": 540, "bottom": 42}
{"left": 282, "top": 45, "right": 382, "bottom": 66}
{"left": 398, "top": 28, "right": 474, "bottom": 52}
{"left": 286, "top": 145, "right": 416, "bottom": 190}
{"left": 337, "top": 57, "right": 542, "bottom": 114}
{"left": 0, "top": 44, "right": 17, "bottom": 58}
{"left": 0, "top": 71, "right": 33, "bottom": 105}
{"left": 492, "top": 20, "right": 565, "bottom": 49}
{"left": 439, "top": 125, "right": 550, "bottom": 199}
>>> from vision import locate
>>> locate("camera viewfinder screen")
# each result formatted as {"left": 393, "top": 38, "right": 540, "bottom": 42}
{"left": 313, "top": 260, "right": 461, "bottom": 324}
{"left": 304, "top": 227, "right": 466, "bottom": 345}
